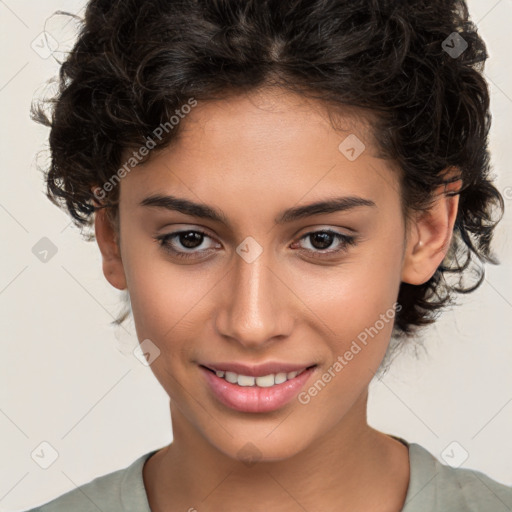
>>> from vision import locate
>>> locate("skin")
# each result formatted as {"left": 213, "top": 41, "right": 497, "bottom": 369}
{"left": 93, "top": 87, "right": 460, "bottom": 512}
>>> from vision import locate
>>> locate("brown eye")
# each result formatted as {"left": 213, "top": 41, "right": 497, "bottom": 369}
{"left": 294, "top": 230, "right": 358, "bottom": 258}
{"left": 178, "top": 231, "right": 204, "bottom": 249}
{"left": 308, "top": 232, "right": 336, "bottom": 250}
{"left": 155, "top": 229, "right": 219, "bottom": 260}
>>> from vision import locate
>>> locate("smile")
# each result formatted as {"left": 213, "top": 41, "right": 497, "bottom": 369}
{"left": 199, "top": 364, "right": 318, "bottom": 413}
{"left": 205, "top": 367, "right": 308, "bottom": 387}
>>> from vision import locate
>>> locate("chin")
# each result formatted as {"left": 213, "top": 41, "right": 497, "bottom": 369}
{"left": 210, "top": 431, "right": 311, "bottom": 465}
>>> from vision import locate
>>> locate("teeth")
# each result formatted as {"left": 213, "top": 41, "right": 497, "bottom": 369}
{"left": 255, "top": 374, "right": 275, "bottom": 387}
{"left": 238, "top": 375, "right": 255, "bottom": 386}
{"left": 274, "top": 372, "right": 287, "bottom": 384}
{"left": 225, "top": 371, "right": 238, "bottom": 384}
{"left": 214, "top": 368, "right": 307, "bottom": 387}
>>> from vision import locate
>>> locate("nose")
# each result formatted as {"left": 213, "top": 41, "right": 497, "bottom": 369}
{"left": 215, "top": 250, "right": 294, "bottom": 350}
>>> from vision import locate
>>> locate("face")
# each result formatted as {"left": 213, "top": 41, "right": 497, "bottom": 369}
{"left": 95, "top": 87, "right": 451, "bottom": 462}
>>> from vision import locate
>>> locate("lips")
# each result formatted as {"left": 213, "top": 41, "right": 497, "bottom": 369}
{"left": 199, "top": 362, "right": 318, "bottom": 413}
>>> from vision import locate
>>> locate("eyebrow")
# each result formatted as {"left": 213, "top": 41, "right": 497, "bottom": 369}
{"left": 139, "top": 194, "right": 376, "bottom": 226}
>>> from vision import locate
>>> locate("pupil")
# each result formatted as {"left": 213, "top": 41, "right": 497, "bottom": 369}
{"left": 181, "top": 232, "right": 202, "bottom": 248}
{"left": 311, "top": 232, "right": 333, "bottom": 249}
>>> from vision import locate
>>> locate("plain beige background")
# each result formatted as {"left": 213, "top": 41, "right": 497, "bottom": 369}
{"left": 0, "top": 0, "right": 511, "bottom": 510}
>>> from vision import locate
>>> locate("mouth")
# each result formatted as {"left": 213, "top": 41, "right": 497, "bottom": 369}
{"left": 199, "top": 363, "right": 318, "bottom": 413}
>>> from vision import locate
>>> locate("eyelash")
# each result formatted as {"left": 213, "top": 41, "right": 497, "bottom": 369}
{"left": 154, "top": 229, "right": 358, "bottom": 261}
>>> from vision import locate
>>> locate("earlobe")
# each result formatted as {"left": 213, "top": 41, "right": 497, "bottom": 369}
{"left": 401, "top": 173, "right": 462, "bottom": 285}
{"left": 94, "top": 207, "right": 127, "bottom": 291}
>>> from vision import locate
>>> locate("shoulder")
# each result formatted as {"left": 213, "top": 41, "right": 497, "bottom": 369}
{"left": 403, "top": 442, "right": 512, "bottom": 512}
{"left": 21, "top": 450, "right": 157, "bottom": 512}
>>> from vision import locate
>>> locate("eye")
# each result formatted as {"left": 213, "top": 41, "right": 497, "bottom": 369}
{"left": 155, "top": 229, "right": 220, "bottom": 260}
{"left": 292, "top": 229, "right": 358, "bottom": 258}
{"left": 154, "top": 228, "right": 358, "bottom": 261}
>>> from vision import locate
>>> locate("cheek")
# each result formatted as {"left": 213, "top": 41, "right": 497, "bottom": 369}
{"left": 123, "top": 239, "right": 211, "bottom": 338}
{"left": 294, "top": 264, "right": 402, "bottom": 413}
{"left": 301, "top": 258, "right": 401, "bottom": 331}
{"left": 291, "top": 234, "right": 404, "bottom": 364}
{"left": 125, "top": 263, "right": 205, "bottom": 393}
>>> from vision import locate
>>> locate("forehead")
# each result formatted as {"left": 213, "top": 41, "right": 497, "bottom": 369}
{"left": 169, "top": 87, "right": 378, "bottom": 160}
{"left": 119, "top": 88, "right": 400, "bottom": 214}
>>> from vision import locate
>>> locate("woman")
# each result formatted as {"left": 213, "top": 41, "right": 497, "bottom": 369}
{"left": 27, "top": 0, "right": 511, "bottom": 510}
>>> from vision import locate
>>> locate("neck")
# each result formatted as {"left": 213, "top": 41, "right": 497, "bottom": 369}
{"left": 143, "top": 391, "right": 410, "bottom": 512}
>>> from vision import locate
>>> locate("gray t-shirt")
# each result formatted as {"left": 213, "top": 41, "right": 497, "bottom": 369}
{"left": 23, "top": 437, "right": 512, "bottom": 511}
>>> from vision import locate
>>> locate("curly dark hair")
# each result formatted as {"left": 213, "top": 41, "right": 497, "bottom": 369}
{"left": 31, "top": 0, "right": 504, "bottom": 342}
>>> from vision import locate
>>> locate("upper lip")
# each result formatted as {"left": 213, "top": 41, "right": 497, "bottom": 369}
{"left": 200, "top": 361, "right": 316, "bottom": 377}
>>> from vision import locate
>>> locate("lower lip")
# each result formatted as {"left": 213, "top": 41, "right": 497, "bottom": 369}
{"left": 200, "top": 366, "right": 316, "bottom": 413}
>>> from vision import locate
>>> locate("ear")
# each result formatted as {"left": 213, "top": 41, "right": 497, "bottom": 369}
{"left": 401, "top": 170, "right": 462, "bottom": 285}
{"left": 93, "top": 197, "right": 127, "bottom": 291}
